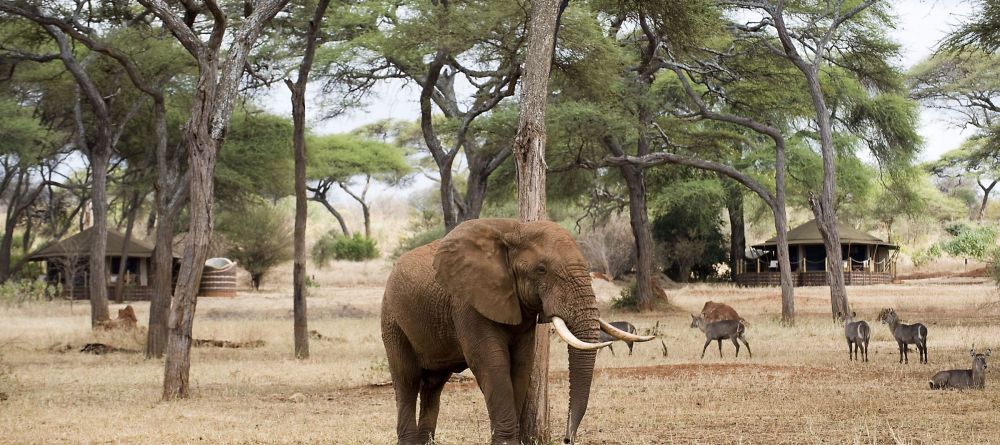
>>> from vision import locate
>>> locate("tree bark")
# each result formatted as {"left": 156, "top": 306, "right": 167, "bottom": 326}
{"left": 114, "top": 190, "right": 142, "bottom": 303}
{"left": 286, "top": 0, "right": 332, "bottom": 360}
{"left": 148, "top": 98, "right": 185, "bottom": 359}
{"left": 977, "top": 178, "right": 997, "bottom": 220}
{"left": 620, "top": 166, "right": 656, "bottom": 309}
{"left": 87, "top": 142, "right": 112, "bottom": 326}
{"left": 773, "top": 140, "right": 795, "bottom": 324}
{"left": 145, "top": 0, "right": 292, "bottom": 399}
{"left": 515, "top": 0, "right": 560, "bottom": 442}
{"left": 803, "top": 70, "right": 850, "bottom": 318}
{"left": 725, "top": 182, "right": 746, "bottom": 282}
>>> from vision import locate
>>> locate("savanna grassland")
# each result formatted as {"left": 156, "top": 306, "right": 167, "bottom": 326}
{"left": 1, "top": 262, "right": 999, "bottom": 445}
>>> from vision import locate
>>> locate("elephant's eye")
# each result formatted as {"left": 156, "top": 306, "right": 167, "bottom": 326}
{"left": 535, "top": 264, "right": 547, "bottom": 275}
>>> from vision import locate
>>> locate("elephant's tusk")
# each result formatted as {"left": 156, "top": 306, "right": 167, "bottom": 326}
{"left": 551, "top": 317, "right": 612, "bottom": 350}
{"left": 599, "top": 318, "right": 655, "bottom": 342}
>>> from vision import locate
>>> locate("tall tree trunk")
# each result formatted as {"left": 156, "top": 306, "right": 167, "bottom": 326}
{"left": 461, "top": 167, "right": 490, "bottom": 223}
{"left": 286, "top": 0, "right": 331, "bottom": 360}
{"left": 163, "top": 120, "right": 217, "bottom": 399}
{"left": 515, "top": 0, "right": 560, "bottom": 442}
{"left": 621, "top": 166, "right": 656, "bottom": 311}
{"left": 290, "top": 84, "right": 310, "bottom": 358}
{"left": 725, "top": 183, "right": 745, "bottom": 282}
{"left": 439, "top": 164, "right": 460, "bottom": 232}
{"left": 148, "top": 0, "right": 291, "bottom": 399}
{"left": 803, "top": 70, "right": 850, "bottom": 318}
{"left": 774, "top": 139, "right": 795, "bottom": 324}
{"left": 148, "top": 99, "right": 183, "bottom": 359}
{"left": 88, "top": 148, "right": 111, "bottom": 326}
{"left": 114, "top": 191, "right": 142, "bottom": 303}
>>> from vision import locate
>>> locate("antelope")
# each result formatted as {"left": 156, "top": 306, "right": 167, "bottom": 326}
{"left": 690, "top": 314, "right": 751, "bottom": 359}
{"left": 598, "top": 321, "right": 639, "bottom": 356}
{"left": 930, "top": 349, "right": 991, "bottom": 390}
{"left": 878, "top": 308, "right": 928, "bottom": 364}
{"left": 838, "top": 311, "right": 871, "bottom": 362}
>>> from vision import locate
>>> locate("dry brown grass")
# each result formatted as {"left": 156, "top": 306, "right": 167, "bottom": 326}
{"left": 2, "top": 271, "right": 999, "bottom": 444}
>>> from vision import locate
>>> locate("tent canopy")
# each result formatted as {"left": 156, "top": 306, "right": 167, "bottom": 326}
{"left": 28, "top": 227, "right": 178, "bottom": 259}
{"left": 753, "top": 219, "right": 897, "bottom": 248}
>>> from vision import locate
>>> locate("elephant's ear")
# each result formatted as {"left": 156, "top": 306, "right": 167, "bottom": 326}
{"left": 434, "top": 219, "right": 522, "bottom": 325}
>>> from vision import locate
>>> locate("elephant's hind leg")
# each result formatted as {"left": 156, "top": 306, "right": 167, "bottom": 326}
{"left": 417, "top": 370, "right": 451, "bottom": 442}
{"left": 383, "top": 323, "right": 422, "bottom": 444}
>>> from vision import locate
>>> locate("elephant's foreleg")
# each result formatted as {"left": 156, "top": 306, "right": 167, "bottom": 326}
{"left": 466, "top": 341, "right": 520, "bottom": 444}
{"left": 383, "top": 324, "right": 421, "bottom": 444}
{"left": 417, "top": 371, "right": 451, "bottom": 442}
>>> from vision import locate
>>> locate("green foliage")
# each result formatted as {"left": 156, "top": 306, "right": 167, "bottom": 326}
{"left": 914, "top": 223, "right": 998, "bottom": 266}
{"left": 312, "top": 233, "right": 380, "bottom": 265}
{"left": 987, "top": 247, "right": 1000, "bottom": 286}
{"left": 216, "top": 204, "right": 294, "bottom": 290}
{"left": 392, "top": 227, "right": 445, "bottom": 260}
{"left": 943, "top": 0, "right": 1000, "bottom": 52}
{"left": 649, "top": 176, "right": 728, "bottom": 282}
{"left": 308, "top": 133, "right": 410, "bottom": 182}
{"left": 610, "top": 280, "right": 641, "bottom": 311}
{"left": 216, "top": 111, "right": 295, "bottom": 206}
{"left": 0, "top": 280, "right": 56, "bottom": 307}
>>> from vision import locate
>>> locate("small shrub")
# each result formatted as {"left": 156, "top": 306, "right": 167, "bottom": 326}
{"left": 392, "top": 227, "right": 445, "bottom": 259}
{"left": 610, "top": 280, "right": 640, "bottom": 311}
{"left": 312, "top": 233, "right": 380, "bottom": 265}
{"left": 0, "top": 279, "right": 54, "bottom": 307}
{"left": 988, "top": 247, "right": 1000, "bottom": 287}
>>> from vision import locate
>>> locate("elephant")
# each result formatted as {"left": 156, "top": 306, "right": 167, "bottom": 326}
{"left": 381, "top": 218, "right": 653, "bottom": 445}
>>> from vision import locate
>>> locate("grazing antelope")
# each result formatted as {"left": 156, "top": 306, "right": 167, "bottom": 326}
{"left": 930, "top": 349, "right": 991, "bottom": 390}
{"left": 598, "top": 321, "right": 639, "bottom": 356}
{"left": 700, "top": 301, "right": 746, "bottom": 323}
{"left": 878, "top": 308, "right": 928, "bottom": 364}
{"left": 690, "top": 314, "right": 751, "bottom": 359}
{"left": 838, "top": 311, "right": 871, "bottom": 362}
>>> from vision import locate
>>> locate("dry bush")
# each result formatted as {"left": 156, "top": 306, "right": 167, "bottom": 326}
{"left": 577, "top": 216, "right": 635, "bottom": 279}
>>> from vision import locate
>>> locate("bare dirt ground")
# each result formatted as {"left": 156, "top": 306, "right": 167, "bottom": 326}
{"left": 1, "top": 263, "right": 999, "bottom": 444}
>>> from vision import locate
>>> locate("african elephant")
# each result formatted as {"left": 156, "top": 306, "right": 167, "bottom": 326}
{"left": 381, "top": 218, "right": 652, "bottom": 445}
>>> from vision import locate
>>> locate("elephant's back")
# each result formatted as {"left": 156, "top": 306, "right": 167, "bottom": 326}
{"left": 382, "top": 240, "right": 462, "bottom": 366}
{"left": 381, "top": 240, "right": 444, "bottom": 321}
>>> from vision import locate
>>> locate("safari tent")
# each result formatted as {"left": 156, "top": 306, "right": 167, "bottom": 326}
{"left": 735, "top": 219, "right": 898, "bottom": 287}
{"left": 27, "top": 227, "right": 180, "bottom": 300}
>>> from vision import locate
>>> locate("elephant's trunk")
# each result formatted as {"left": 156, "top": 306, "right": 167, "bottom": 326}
{"left": 564, "top": 306, "right": 600, "bottom": 444}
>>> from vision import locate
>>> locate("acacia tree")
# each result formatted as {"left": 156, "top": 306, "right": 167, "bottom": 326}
{"left": 0, "top": 2, "right": 190, "bottom": 353}
{"left": 0, "top": 4, "right": 175, "bottom": 325}
{"left": 910, "top": 52, "right": 1000, "bottom": 219}
{"left": 308, "top": 133, "right": 409, "bottom": 239}
{"left": 320, "top": 0, "right": 526, "bottom": 232}
{"left": 135, "top": 0, "right": 291, "bottom": 400}
{"left": 283, "top": 0, "right": 331, "bottom": 360}
{"left": 722, "top": 0, "right": 913, "bottom": 317}
{"left": 0, "top": 96, "right": 60, "bottom": 283}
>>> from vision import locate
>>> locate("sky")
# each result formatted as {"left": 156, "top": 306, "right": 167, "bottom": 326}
{"left": 261, "top": 1, "right": 979, "bottom": 168}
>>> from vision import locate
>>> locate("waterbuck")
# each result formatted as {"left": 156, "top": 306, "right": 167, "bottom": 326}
{"left": 930, "top": 349, "right": 991, "bottom": 390}
{"left": 878, "top": 308, "right": 928, "bottom": 364}
{"left": 598, "top": 321, "right": 639, "bottom": 356}
{"left": 690, "top": 314, "right": 751, "bottom": 359}
{"left": 837, "top": 311, "right": 871, "bottom": 362}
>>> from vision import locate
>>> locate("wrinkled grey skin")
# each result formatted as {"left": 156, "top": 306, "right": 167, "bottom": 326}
{"left": 381, "top": 219, "right": 603, "bottom": 445}
{"left": 599, "top": 321, "right": 638, "bottom": 356}
{"left": 930, "top": 349, "right": 991, "bottom": 390}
